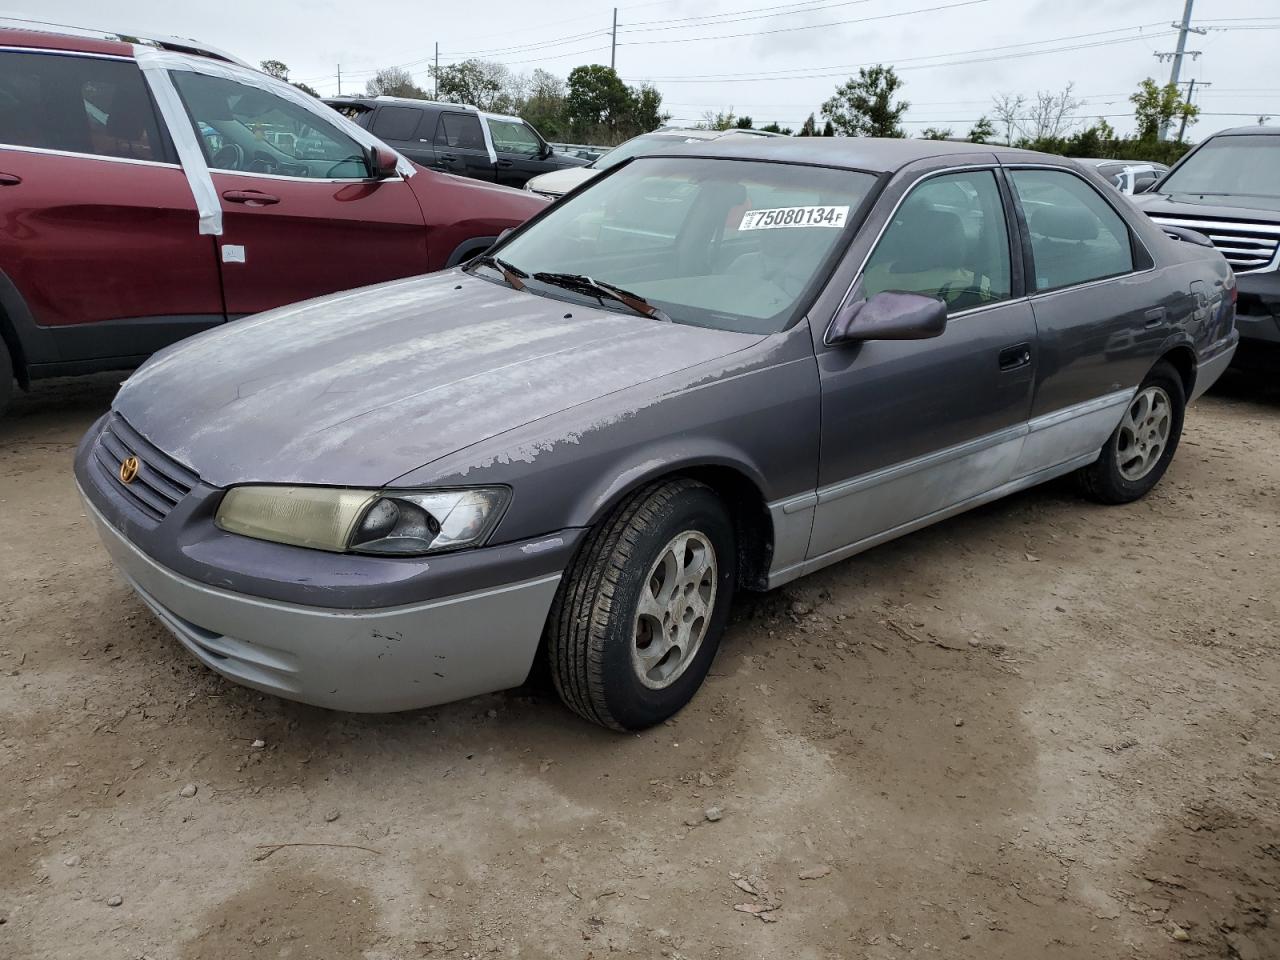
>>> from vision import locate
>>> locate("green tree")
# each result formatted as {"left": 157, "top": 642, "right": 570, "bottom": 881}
{"left": 797, "top": 113, "right": 818, "bottom": 136}
{"left": 365, "top": 66, "right": 427, "bottom": 100}
{"left": 822, "top": 119, "right": 835, "bottom": 137}
{"left": 920, "top": 126, "right": 953, "bottom": 140}
{"left": 630, "top": 84, "right": 667, "bottom": 134}
{"left": 759, "top": 121, "right": 793, "bottom": 135}
{"left": 821, "top": 65, "right": 908, "bottom": 137}
{"left": 565, "top": 65, "right": 666, "bottom": 143}
{"left": 737, "top": 115, "right": 753, "bottom": 130}
{"left": 260, "top": 59, "right": 319, "bottom": 98}
{"left": 1131, "top": 78, "right": 1196, "bottom": 141}
{"left": 520, "top": 69, "right": 567, "bottom": 140}
{"left": 431, "top": 59, "right": 512, "bottom": 111}
{"left": 699, "top": 108, "right": 737, "bottom": 131}
{"left": 565, "top": 64, "right": 633, "bottom": 137}
{"left": 966, "top": 115, "right": 995, "bottom": 144}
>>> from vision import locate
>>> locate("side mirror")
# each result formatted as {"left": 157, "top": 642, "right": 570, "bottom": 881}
{"left": 368, "top": 145, "right": 399, "bottom": 180}
{"left": 827, "top": 291, "right": 948, "bottom": 345}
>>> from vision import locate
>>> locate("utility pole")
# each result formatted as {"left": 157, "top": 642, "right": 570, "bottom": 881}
{"left": 1156, "top": 0, "right": 1206, "bottom": 141}
{"left": 610, "top": 8, "right": 617, "bottom": 70}
{"left": 434, "top": 42, "right": 439, "bottom": 99}
{"left": 1176, "top": 77, "right": 1208, "bottom": 142}
{"left": 336, "top": 63, "right": 341, "bottom": 95}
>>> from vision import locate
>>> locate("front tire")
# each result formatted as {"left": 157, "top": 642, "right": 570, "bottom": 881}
{"left": 547, "top": 479, "right": 736, "bottom": 731}
{"left": 1078, "top": 361, "right": 1185, "bottom": 504}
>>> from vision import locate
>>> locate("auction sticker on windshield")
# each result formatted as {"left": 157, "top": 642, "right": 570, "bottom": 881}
{"left": 739, "top": 205, "right": 849, "bottom": 231}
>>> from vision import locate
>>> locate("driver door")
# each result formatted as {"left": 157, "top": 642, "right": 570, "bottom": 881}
{"left": 170, "top": 70, "right": 429, "bottom": 316}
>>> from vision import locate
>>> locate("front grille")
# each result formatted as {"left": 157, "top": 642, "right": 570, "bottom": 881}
{"left": 90, "top": 414, "right": 198, "bottom": 523}
{"left": 1148, "top": 214, "right": 1280, "bottom": 274}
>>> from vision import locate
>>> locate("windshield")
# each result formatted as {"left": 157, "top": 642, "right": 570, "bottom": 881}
{"left": 1159, "top": 135, "right": 1280, "bottom": 198}
{"left": 594, "top": 133, "right": 707, "bottom": 171}
{"left": 488, "top": 157, "right": 877, "bottom": 334}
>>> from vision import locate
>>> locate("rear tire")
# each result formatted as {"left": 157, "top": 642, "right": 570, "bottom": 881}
{"left": 0, "top": 338, "right": 13, "bottom": 418}
{"left": 547, "top": 479, "right": 736, "bottom": 731}
{"left": 1078, "top": 361, "right": 1185, "bottom": 504}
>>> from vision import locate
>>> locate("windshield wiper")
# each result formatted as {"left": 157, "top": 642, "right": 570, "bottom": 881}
{"left": 469, "top": 254, "right": 528, "bottom": 291}
{"left": 531, "top": 272, "right": 671, "bottom": 322}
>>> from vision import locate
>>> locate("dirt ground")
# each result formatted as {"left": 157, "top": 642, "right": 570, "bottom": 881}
{"left": 0, "top": 371, "right": 1276, "bottom": 960}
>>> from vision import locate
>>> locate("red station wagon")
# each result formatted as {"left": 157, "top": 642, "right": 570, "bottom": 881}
{"left": 0, "top": 24, "right": 546, "bottom": 414}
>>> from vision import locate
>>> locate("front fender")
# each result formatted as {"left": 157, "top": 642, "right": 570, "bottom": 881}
{"left": 398, "top": 322, "right": 821, "bottom": 546}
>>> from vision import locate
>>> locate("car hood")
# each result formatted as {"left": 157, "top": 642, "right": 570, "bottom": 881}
{"left": 525, "top": 166, "right": 600, "bottom": 197}
{"left": 1133, "top": 192, "right": 1280, "bottom": 217}
{"left": 115, "top": 272, "right": 760, "bottom": 489}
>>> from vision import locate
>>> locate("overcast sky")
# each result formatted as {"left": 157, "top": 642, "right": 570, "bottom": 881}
{"left": 12, "top": 0, "right": 1279, "bottom": 139}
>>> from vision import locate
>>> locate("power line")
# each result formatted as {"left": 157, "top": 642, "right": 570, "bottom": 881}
{"left": 617, "top": 0, "right": 992, "bottom": 46}
{"left": 623, "top": 26, "right": 1172, "bottom": 82}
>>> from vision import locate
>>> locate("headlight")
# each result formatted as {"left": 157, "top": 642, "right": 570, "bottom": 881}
{"left": 215, "top": 485, "right": 510, "bottom": 556}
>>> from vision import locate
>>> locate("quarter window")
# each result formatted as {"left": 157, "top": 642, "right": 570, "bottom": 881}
{"left": 1010, "top": 169, "right": 1135, "bottom": 291}
{"left": 0, "top": 51, "right": 169, "bottom": 162}
{"left": 437, "top": 112, "right": 486, "bottom": 151}
{"left": 171, "top": 71, "right": 369, "bottom": 179}
{"left": 861, "top": 170, "right": 1012, "bottom": 311}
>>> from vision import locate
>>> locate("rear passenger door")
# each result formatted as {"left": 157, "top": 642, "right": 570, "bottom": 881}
{"left": 368, "top": 104, "right": 435, "bottom": 167}
{"left": 1005, "top": 166, "right": 1163, "bottom": 474}
{"left": 0, "top": 48, "right": 223, "bottom": 363}
{"left": 432, "top": 111, "right": 495, "bottom": 180}
{"left": 808, "top": 165, "right": 1038, "bottom": 562}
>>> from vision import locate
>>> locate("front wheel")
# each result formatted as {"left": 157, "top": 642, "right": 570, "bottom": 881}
{"left": 1078, "top": 361, "right": 1186, "bottom": 504}
{"left": 546, "top": 478, "right": 736, "bottom": 731}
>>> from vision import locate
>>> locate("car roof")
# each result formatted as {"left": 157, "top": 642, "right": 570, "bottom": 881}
{"left": 1080, "top": 158, "right": 1167, "bottom": 168}
{"left": 325, "top": 95, "right": 482, "bottom": 114}
{"left": 1211, "top": 125, "right": 1280, "bottom": 138}
{"left": 640, "top": 136, "right": 1052, "bottom": 174}
{"left": 0, "top": 20, "right": 247, "bottom": 65}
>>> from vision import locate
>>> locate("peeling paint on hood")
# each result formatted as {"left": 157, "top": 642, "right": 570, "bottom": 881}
{"left": 114, "top": 271, "right": 762, "bottom": 488}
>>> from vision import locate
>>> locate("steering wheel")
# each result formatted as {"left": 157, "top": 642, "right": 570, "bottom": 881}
{"left": 211, "top": 142, "right": 245, "bottom": 171}
{"left": 325, "top": 158, "right": 364, "bottom": 178}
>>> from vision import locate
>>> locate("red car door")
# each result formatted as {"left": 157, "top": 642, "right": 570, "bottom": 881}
{"left": 169, "top": 71, "right": 429, "bottom": 316}
{"left": 0, "top": 48, "right": 223, "bottom": 361}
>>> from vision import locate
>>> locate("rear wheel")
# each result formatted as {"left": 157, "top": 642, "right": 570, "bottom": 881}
{"left": 547, "top": 478, "right": 736, "bottom": 731}
{"left": 1078, "top": 361, "right": 1185, "bottom": 504}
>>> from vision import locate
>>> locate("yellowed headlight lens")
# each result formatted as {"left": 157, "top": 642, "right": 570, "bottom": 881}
{"left": 215, "top": 486, "right": 377, "bottom": 552}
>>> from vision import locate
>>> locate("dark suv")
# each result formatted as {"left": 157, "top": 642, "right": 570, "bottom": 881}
{"left": 1133, "top": 127, "right": 1280, "bottom": 366}
{"left": 326, "top": 97, "right": 588, "bottom": 188}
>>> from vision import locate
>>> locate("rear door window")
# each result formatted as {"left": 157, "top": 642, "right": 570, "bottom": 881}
{"left": 1010, "top": 169, "right": 1135, "bottom": 291}
{"left": 0, "top": 50, "right": 170, "bottom": 162}
{"left": 371, "top": 105, "right": 423, "bottom": 142}
{"left": 436, "top": 112, "right": 486, "bottom": 150}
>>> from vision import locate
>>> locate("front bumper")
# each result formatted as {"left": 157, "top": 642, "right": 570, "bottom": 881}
{"left": 82, "top": 488, "right": 562, "bottom": 712}
{"left": 1236, "top": 269, "right": 1280, "bottom": 347}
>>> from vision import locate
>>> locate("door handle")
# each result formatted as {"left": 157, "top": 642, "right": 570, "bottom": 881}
{"left": 1144, "top": 307, "right": 1166, "bottom": 328}
{"left": 496, "top": 159, "right": 513, "bottom": 168}
{"left": 0, "top": 173, "right": 21, "bottom": 186}
{"left": 998, "top": 342, "right": 1033, "bottom": 372}
{"left": 222, "top": 189, "right": 280, "bottom": 206}
{"left": 438, "top": 153, "right": 458, "bottom": 162}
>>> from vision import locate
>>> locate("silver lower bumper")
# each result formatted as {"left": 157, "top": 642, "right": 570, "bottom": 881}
{"left": 82, "top": 491, "right": 561, "bottom": 713}
{"left": 1190, "top": 335, "right": 1238, "bottom": 401}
